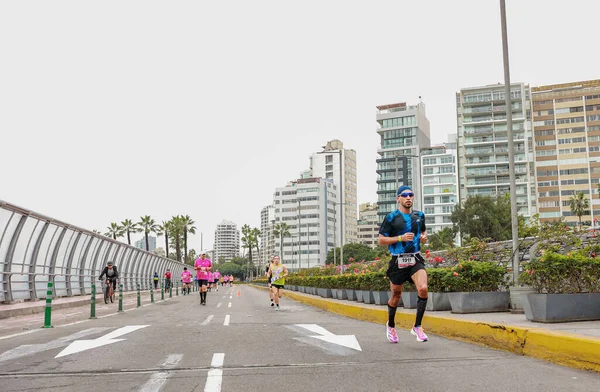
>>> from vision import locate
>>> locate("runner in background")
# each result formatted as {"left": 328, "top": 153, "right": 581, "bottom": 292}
{"left": 267, "top": 256, "right": 288, "bottom": 311}
{"left": 266, "top": 255, "right": 275, "bottom": 306}
{"left": 181, "top": 267, "right": 192, "bottom": 295}
{"left": 207, "top": 271, "right": 214, "bottom": 292}
{"left": 223, "top": 274, "right": 229, "bottom": 287}
{"left": 213, "top": 270, "right": 222, "bottom": 292}
{"left": 194, "top": 252, "right": 212, "bottom": 305}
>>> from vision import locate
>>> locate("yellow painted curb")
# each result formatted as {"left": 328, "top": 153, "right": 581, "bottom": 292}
{"left": 252, "top": 285, "right": 600, "bottom": 372}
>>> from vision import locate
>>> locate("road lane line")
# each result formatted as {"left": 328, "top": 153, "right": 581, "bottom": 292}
{"left": 222, "top": 295, "right": 226, "bottom": 299}
{"left": 204, "top": 353, "right": 225, "bottom": 392}
{"left": 139, "top": 354, "right": 183, "bottom": 392}
{"left": 201, "top": 315, "right": 214, "bottom": 326}
{"left": 228, "top": 302, "right": 231, "bottom": 308}
{"left": 216, "top": 302, "right": 222, "bottom": 308}
{"left": 229, "top": 295, "right": 232, "bottom": 299}
{"left": 223, "top": 315, "right": 230, "bottom": 326}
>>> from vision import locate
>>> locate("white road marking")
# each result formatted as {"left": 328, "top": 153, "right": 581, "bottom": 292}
{"left": 223, "top": 315, "right": 230, "bottom": 326}
{"left": 55, "top": 325, "right": 150, "bottom": 358}
{"left": 0, "top": 328, "right": 110, "bottom": 362}
{"left": 216, "top": 302, "right": 222, "bottom": 308}
{"left": 204, "top": 353, "right": 225, "bottom": 392}
{"left": 201, "top": 315, "right": 214, "bottom": 326}
{"left": 64, "top": 312, "right": 83, "bottom": 317}
{"left": 294, "top": 324, "right": 362, "bottom": 351}
{"left": 139, "top": 354, "right": 183, "bottom": 392}
{"left": 222, "top": 296, "right": 226, "bottom": 299}
{"left": 229, "top": 296, "right": 232, "bottom": 299}
{"left": 228, "top": 302, "right": 232, "bottom": 308}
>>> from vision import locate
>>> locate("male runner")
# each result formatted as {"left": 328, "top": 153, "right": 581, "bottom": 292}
{"left": 379, "top": 185, "right": 429, "bottom": 343}
{"left": 266, "top": 255, "right": 275, "bottom": 306}
{"left": 194, "top": 252, "right": 212, "bottom": 305}
{"left": 213, "top": 270, "right": 221, "bottom": 292}
{"left": 181, "top": 267, "right": 192, "bottom": 295}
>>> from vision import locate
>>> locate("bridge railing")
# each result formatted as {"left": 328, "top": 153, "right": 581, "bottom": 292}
{"left": 0, "top": 200, "right": 185, "bottom": 303}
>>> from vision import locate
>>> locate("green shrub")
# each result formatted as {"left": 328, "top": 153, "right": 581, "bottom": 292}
{"left": 427, "top": 268, "right": 452, "bottom": 292}
{"left": 518, "top": 252, "right": 600, "bottom": 294}
{"left": 445, "top": 261, "right": 509, "bottom": 292}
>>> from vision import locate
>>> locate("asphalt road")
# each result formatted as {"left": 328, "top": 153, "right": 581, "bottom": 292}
{"left": 0, "top": 285, "right": 598, "bottom": 392}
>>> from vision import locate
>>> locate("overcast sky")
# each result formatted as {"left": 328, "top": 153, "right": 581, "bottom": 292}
{"left": 1, "top": 1, "right": 598, "bottom": 254}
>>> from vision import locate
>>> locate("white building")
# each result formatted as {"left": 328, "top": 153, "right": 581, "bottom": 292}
{"left": 134, "top": 236, "right": 156, "bottom": 251}
{"left": 357, "top": 203, "right": 379, "bottom": 248}
{"left": 259, "top": 205, "right": 275, "bottom": 267}
{"left": 273, "top": 177, "right": 339, "bottom": 270}
{"left": 213, "top": 220, "right": 240, "bottom": 263}
{"left": 420, "top": 137, "right": 459, "bottom": 240}
{"left": 376, "top": 101, "right": 431, "bottom": 219}
{"left": 456, "top": 83, "right": 536, "bottom": 217}
{"left": 309, "top": 139, "right": 358, "bottom": 247}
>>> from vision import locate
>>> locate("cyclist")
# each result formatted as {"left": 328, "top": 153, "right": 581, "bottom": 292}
{"left": 165, "top": 269, "right": 172, "bottom": 291}
{"left": 153, "top": 272, "right": 159, "bottom": 289}
{"left": 181, "top": 267, "right": 192, "bottom": 295}
{"left": 99, "top": 261, "right": 119, "bottom": 298}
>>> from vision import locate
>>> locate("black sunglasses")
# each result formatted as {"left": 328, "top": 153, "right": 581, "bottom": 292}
{"left": 399, "top": 192, "right": 414, "bottom": 198}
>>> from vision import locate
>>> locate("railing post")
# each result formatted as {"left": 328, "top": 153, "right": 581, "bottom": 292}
{"left": 118, "top": 284, "right": 124, "bottom": 312}
{"left": 151, "top": 286, "right": 154, "bottom": 303}
{"left": 137, "top": 284, "right": 141, "bottom": 307}
{"left": 161, "top": 282, "right": 164, "bottom": 300}
{"left": 90, "top": 284, "right": 97, "bottom": 319}
{"left": 42, "top": 282, "right": 53, "bottom": 328}
{"left": 176, "top": 282, "right": 179, "bottom": 296}
{"left": 169, "top": 284, "right": 172, "bottom": 298}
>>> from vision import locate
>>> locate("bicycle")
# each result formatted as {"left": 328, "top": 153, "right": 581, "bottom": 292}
{"left": 103, "top": 278, "right": 115, "bottom": 304}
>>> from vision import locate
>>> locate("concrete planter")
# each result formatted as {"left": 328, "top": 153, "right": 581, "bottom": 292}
{"left": 449, "top": 292, "right": 510, "bottom": 314}
{"left": 362, "top": 291, "right": 375, "bottom": 304}
{"left": 426, "top": 292, "right": 452, "bottom": 311}
{"left": 317, "top": 288, "right": 332, "bottom": 298}
{"left": 373, "top": 291, "right": 389, "bottom": 306}
{"left": 509, "top": 286, "right": 535, "bottom": 314}
{"left": 336, "top": 289, "right": 347, "bottom": 300}
{"left": 524, "top": 293, "right": 600, "bottom": 323}
{"left": 355, "top": 290, "right": 364, "bottom": 303}
{"left": 331, "top": 289, "right": 338, "bottom": 299}
{"left": 401, "top": 291, "right": 418, "bottom": 309}
{"left": 345, "top": 289, "right": 357, "bottom": 301}
{"left": 297, "top": 286, "right": 304, "bottom": 293}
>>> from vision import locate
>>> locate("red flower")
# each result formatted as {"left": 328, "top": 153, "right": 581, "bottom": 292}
{"left": 374, "top": 257, "right": 380, "bottom": 260}
{"left": 453, "top": 272, "right": 459, "bottom": 276}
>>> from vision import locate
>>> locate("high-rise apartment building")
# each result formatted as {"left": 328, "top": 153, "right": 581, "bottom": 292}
{"left": 310, "top": 140, "right": 357, "bottom": 247}
{"left": 531, "top": 79, "right": 600, "bottom": 225}
{"left": 213, "top": 220, "right": 240, "bottom": 263}
{"left": 420, "top": 136, "right": 459, "bottom": 238}
{"left": 135, "top": 236, "right": 156, "bottom": 252}
{"left": 376, "top": 101, "right": 431, "bottom": 219}
{"left": 260, "top": 205, "right": 276, "bottom": 266}
{"left": 273, "top": 177, "right": 339, "bottom": 270}
{"left": 456, "top": 83, "right": 536, "bottom": 218}
{"left": 357, "top": 203, "right": 379, "bottom": 248}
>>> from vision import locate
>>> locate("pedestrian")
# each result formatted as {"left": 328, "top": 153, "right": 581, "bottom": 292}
{"left": 267, "top": 256, "right": 288, "bottom": 311}
{"left": 153, "top": 272, "right": 159, "bottom": 290}
{"left": 194, "top": 252, "right": 212, "bottom": 305}
{"left": 379, "top": 185, "right": 429, "bottom": 343}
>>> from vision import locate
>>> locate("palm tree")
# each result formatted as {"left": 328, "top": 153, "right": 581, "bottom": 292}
{"left": 121, "top": 219, "right": 141, "bottom": 245}
{"left": 138, "top": 215, "right": 159, "bottom": 251}
{"left": 569, "top": 192, "right": 589, "bottom": 228}
{"left": 272, "top": 222, "right": 290, "bottom": 260}
{"left": 157, "top": 221, "right": 171, "bottom": 259}
{"left": 169, "top": 215, "right": 186, "bottom": 262}
{"left": 251, "top": 227, "right": 261, "bottom": 275}
{"left": 181, "top": 215, "right": 197, "bottom": 261}
{"left": 104, "top": 222, "right": 124, "bottom": 240}
{"left": 241, "top": 224, "right": 252, "bottom": 278}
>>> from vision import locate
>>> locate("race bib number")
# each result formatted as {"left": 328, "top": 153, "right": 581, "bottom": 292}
{"left": 397, "top": 254, "right": 416, "bottom": 268}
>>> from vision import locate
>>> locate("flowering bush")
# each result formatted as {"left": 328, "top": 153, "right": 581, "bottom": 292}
{"left": 518, "top": 251, "right": 600, "bottom": 294}
{"left": 445, "top": 261, "right": 509, "bottom": 292}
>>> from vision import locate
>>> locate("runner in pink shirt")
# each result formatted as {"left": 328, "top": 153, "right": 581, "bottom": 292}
{"left": 181, "top": 267, "right": 192, "bottom": 295}
{"left": 194, "top": 252, "right": 212, "bottom": 305}
{"left": 207, "top": 271, "right": 215, "bottom": 292}
{"left": 223, "top": 274, "right": 229, "bottom": 286}
{"left": 213, "top": 270, "right": 222, "bottom": 292}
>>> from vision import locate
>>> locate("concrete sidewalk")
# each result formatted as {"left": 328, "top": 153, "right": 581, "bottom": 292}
{"left": 251, "top": 285, "right": 600, "bottom": 373}
{"left": 0, "top": 288, "right": 169, "bottom": 319}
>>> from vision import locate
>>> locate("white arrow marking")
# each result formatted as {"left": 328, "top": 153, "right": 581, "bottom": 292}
{"left": 55, "top": 325, "right": 149, "bottom": 358}
{"left": 295, "top": 324, "right": 362, "bottom": 351}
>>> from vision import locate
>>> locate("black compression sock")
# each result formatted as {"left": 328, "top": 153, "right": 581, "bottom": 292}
{"left": 415, "top": 296, "right": 428, "bottom": 327}
{"left": 387, "top": 304, "right": 397, "bottom": 328}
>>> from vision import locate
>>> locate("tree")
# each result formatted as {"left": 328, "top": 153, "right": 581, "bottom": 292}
{"left": 272, "top": 222, "right": 290, "bottom": 258}
{"left": 241, "top": 224, "right": 261, "bottom": 279}
{"left": 186, "top": 249, "right": 198, "bottom": 265}
{"left": 104, "top": 222, "right": 124, "bottom": 240}
{"left": 168, "top": 215, "right": 186, "bottom": 262}
{"left": 427, "top": 227, "right": 456, "bottom": 251}
{"left": 181, "top": 215, "right": 197, "bottom": 262}
{"left": 569, "top": 192, "right": 589, "bottom": 228}
{"left": 218, "top": 262, "right": 244, "bottom": 279}
{"left": 157, "top": 221, "right": 171, "bottom": 259}
{"left": 120, "top": 219, "right": 141, "bottom": 245}
{"left": 138, "top": 215, "right": 159, "bottom": 251}
{"left": 326, "top": 243, "right": 375, "bottom": 264}
{"left": 153, "top": 247, "right": 166, "bottom": 257}
{"left": 451, "top": 195, "right": 512, "bottom": 242}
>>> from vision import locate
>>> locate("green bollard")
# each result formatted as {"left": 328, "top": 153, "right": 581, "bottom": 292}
{"left": 137, "top": 284, "right": 141, "bottom": 307}
{"left": 90, "top": 284, "right": 97, "bottom": 319}
{"left": 176, "top": 282, "right": 179, "bottom": 296}
{"left": 118, "top": 284, "right": 124, "bottom": 312}
{"left": 151, "top": 287, "right": 154, "bottom": 303}
{"left": 161, "top": 283, "right": 164, "bottom": 300}
{"left": 42, "top": 281, "right": 54, "bottom": 328}
{"left": 169, "top": 285, "right": 172, "bottom": 298}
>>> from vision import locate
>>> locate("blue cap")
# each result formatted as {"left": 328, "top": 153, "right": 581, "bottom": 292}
{"left": 397, "top": 185, "right": 412, "bottom": 196}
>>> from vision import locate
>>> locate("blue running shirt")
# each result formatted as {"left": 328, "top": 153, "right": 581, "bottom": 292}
{"left": 379, "top": 210, "right": 427, "bottom": 254}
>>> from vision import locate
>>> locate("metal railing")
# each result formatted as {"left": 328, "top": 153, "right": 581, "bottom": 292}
{"left": 0, "top": 200, "right": 186, "bottom": 303}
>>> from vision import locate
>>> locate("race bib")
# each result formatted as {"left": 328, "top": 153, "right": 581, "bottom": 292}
{"left": 397, "top": 254, "right": 417, "bottom": 268}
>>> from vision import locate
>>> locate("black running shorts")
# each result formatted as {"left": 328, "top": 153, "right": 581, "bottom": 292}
{"left": 386, "top": 254, "right": 426, "bottom": 286}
